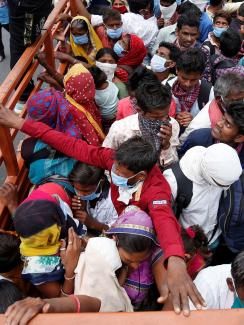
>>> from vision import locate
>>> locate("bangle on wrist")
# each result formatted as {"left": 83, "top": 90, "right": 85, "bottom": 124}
{"left": 69, "top": 295, "right": 81, "bottom": 313}
{"left": 64, "top": 273, "right": 75, "bottom": 281}
{"left": 61, "top": 286, "right": 71, "bottom": 296}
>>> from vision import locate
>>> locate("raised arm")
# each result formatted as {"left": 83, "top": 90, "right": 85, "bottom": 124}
{"left": 73, "top": 0, "right": 91, "bottom": 21}
{"left": 0, "top": 106, "right": 113, "bottom": 171}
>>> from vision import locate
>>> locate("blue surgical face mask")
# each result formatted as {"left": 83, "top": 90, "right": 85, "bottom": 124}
{"left": 72, "top": 33, "right": 89, "bottom": 45}
{"left": 213, "top": 26, "right": 228, "bottom": 38}
{"left": 74, "top": 181, "right": 102, "bottom": 201}
{"left": 111, "top": 164, "right": 142, "bottom": 188}
{"left": 113, "top": 41, "right": 125, "bottom": 57}
{"left": 106, "top": 26, "right": 123, "bottom": 39}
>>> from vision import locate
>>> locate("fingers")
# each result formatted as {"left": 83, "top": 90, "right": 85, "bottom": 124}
{"left": 170, "top": 286, "right": 181, "bottom": 315}
{"left": 72, "top": 196, "right": 83, "bottom": 210}
{"left": 187, "top": 280, "right": 206, "bottom": 309}
{"left": 157, "top": 284, "right": 169, "bottom": 304}
{"left": 59, "top": 238, "right": 66, "bottom": 261}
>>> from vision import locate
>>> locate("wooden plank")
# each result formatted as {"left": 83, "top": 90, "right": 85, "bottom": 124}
{"left": 0, "top": 310, "right": 244, "bottom": 325}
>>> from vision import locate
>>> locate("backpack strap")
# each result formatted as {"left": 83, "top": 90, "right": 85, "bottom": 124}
{"left": 197, "top": 80, "right": 212, "bottom": 111}
{"left": 171, "top": 162, "right": 193, "bottom": 219}
{"left": 203, "top": 41, "right": 215, "bottom": 56}
{"left": 237, "top": 172, "right": 244, "bottom": 225}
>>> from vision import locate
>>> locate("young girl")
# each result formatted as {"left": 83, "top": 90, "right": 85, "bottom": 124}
{"left": 89, "top": 66, "right": 119, "bottom": 131}
{"left": 69, "top": 161, "right": 118, "bottom": 234}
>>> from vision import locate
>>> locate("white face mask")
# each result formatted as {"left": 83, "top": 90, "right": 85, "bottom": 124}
{"left": 160, "top": 2, "right": 177, "bottom": 20}
{"left": 150, "top": 54, "right": 168, "bottom": 73}
{"left": 96, "top": 61, "right": 117, "bottom": 82}
{"left": 95, "top": 81, "right": 119, "bottom": 120}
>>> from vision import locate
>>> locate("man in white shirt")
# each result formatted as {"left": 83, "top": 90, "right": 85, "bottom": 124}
{"left": 103, "top": 79, "right": 180, "bottom": 168}
{"left": 74, "top": 0, "right": 158, "bottom": 48}
{"left": 190, "top": 251, "right": 244, "bottom": 310}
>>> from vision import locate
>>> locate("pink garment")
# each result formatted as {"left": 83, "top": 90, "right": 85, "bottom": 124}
{"left": 208, "top": 99, "right": 223, "bottom": 129}
{"left": 116, "top": 97, "right": 177, "bottom": 121}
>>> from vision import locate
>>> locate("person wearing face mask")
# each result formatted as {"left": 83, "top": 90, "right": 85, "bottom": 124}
{"left": 112, "top": 0, "right": 129, "bottom": 14}
{"left": 94, "top": 8, "right": 124, "bottom": 49}
{"left": 163, "top": 143, "right": 242, "bottom": 251}
{"left": 211, "top": 28, "right": 244, "bottom": 84}
{"left": 103, "top": 80, "right": 180, "bottom": 169}
{"left": 89, "top": 66, "right": 119, "bottom": 131}
{"left": 186, "top": 251, "right": 244, "bottom": 310}
{"left": 95, "top": 48, "right": 129, "bottom": 100}
{"left": 73, "top": 0, "right": 159, "bottom": 49}
{"left": 178, "top": 101, "right": 244, "bottom": 266}
{"left": 69, "top": 162, "right": 118, "bottom": 234}
{"left": 69, "top": 16, "right": 102, "bottom": 65}
{"left": 201, "top": 11, "right": 231, "bottom": 83}
{"left": 150, "top": 41, "right": 181, "bottom": 83}
{"left": 0, "top": 105, "right": 209, "bottom": 317}
{"left": 154, "top": 0, "right": 179, "bottom": 29}
{"left": 112, "top": 34, "right": 147, "bottom": 82}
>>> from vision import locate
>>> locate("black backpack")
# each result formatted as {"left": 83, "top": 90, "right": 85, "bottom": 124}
{"left": 171, "top": 163, "right": 193, "bottom": 219}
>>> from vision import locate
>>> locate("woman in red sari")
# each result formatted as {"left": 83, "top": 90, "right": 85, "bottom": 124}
{"left": 114, "top": 34, "right": 147, "bottom": 83}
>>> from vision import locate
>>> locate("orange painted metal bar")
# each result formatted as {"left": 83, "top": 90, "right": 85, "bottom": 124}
{"left": 0, "top": 0, "right": 74, "bottom": 225}
{"left": 0, "top": 310, "right": 244, "bottom": 325}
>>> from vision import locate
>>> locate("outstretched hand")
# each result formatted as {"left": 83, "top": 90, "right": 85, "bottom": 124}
{"left": 5, "top": 297, "right": 50, "bottom": 325}
{"left": 158, "top": 256, "right": 206, "bottom": 316}
{"left": 0, "top": 105, "right": 24, "bottom": 129}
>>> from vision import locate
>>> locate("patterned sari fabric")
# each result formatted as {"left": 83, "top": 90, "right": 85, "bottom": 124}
{"left": 13, "top": 186, "right": 84, "bottom": 285}
{"left": 64, "top": 63, "right": 105, "bottom": 145}
{"left": 106, "top": 207, "right": 163, "bottom": 307}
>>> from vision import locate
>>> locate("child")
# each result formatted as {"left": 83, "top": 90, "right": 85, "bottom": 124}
{"left": 0, "top": 0, "right": 9, "bottom": 62}
{"left": 69, "top": 161, "right": 118, "bottom": 233}
{"left": 74, "top": 208, "right": 165, "bottom": 311}
{"left": 89, "top": 66, "right": 119, "bottom": 130}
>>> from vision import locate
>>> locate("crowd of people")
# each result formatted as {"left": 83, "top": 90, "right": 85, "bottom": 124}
{"left": 0, "top": 0, "right": 244, "bottom": 323}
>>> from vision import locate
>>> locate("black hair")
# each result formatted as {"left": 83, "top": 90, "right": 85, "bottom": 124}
{"left": 181, "top": 225, "right": 209, "bottom": 256}
{"left": 0, "top": 233, "right": 21, "bottom": 273}
{"left": 95, "top": 47, "right": 119, "bottom": 63}
{"left": 116, "top": 233, "right": 153, "bottom": 253}
{"left": 127, "top": 0, "right": 153, "bottom": 14}
{"left": 88, "top": 66, "right": 107, "bottom": 88}
{"left": 213, "top": 10, "right": 231, "bottom": 25}
{"left": 127, "top": 66, "right": 159, "bottom": 92}
{"left": 161, "top": 0, "right": 176, "bottom": 5}
{"left": 177, "top": 14, "right": 200, "bottom": 30}
{"left": 209, "top": 0, "right": 223, "bottom": 6}
{"left": 226, "top": 101, "right": 244, "bottom": 135}
{"left": 158, "top": 41, "right": 182, "bottom": 62}
{"left": 71, "top": 19, "right": 88, "bottom": 32}
{"left": 0, "top": 280, "right": 24, "bottom": 313}
{"left": 69, "top": 162, "right": 104, "bottom": 185}
{"left": 219, "top": 28, "right": 242, "bottom": 58}
{"left": 178, "top": 1, "right": 201, "bottom": 18}
{"left": 115, "top": 136, "right": 158, "bottom": 172}
{"left": 135, "top": 80, "right": 172, "bottom": 113}
{"left": 231, "top": 251, "right": 244, "bottom": 289}
{"left": 176, "top": 48, "right": 206, "bottom": 74}
{"left": 239, "top": 2, "right": 244, "bottom": 17}
{"left": 102, "top": 8, "right": 122, "bottom": 23}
